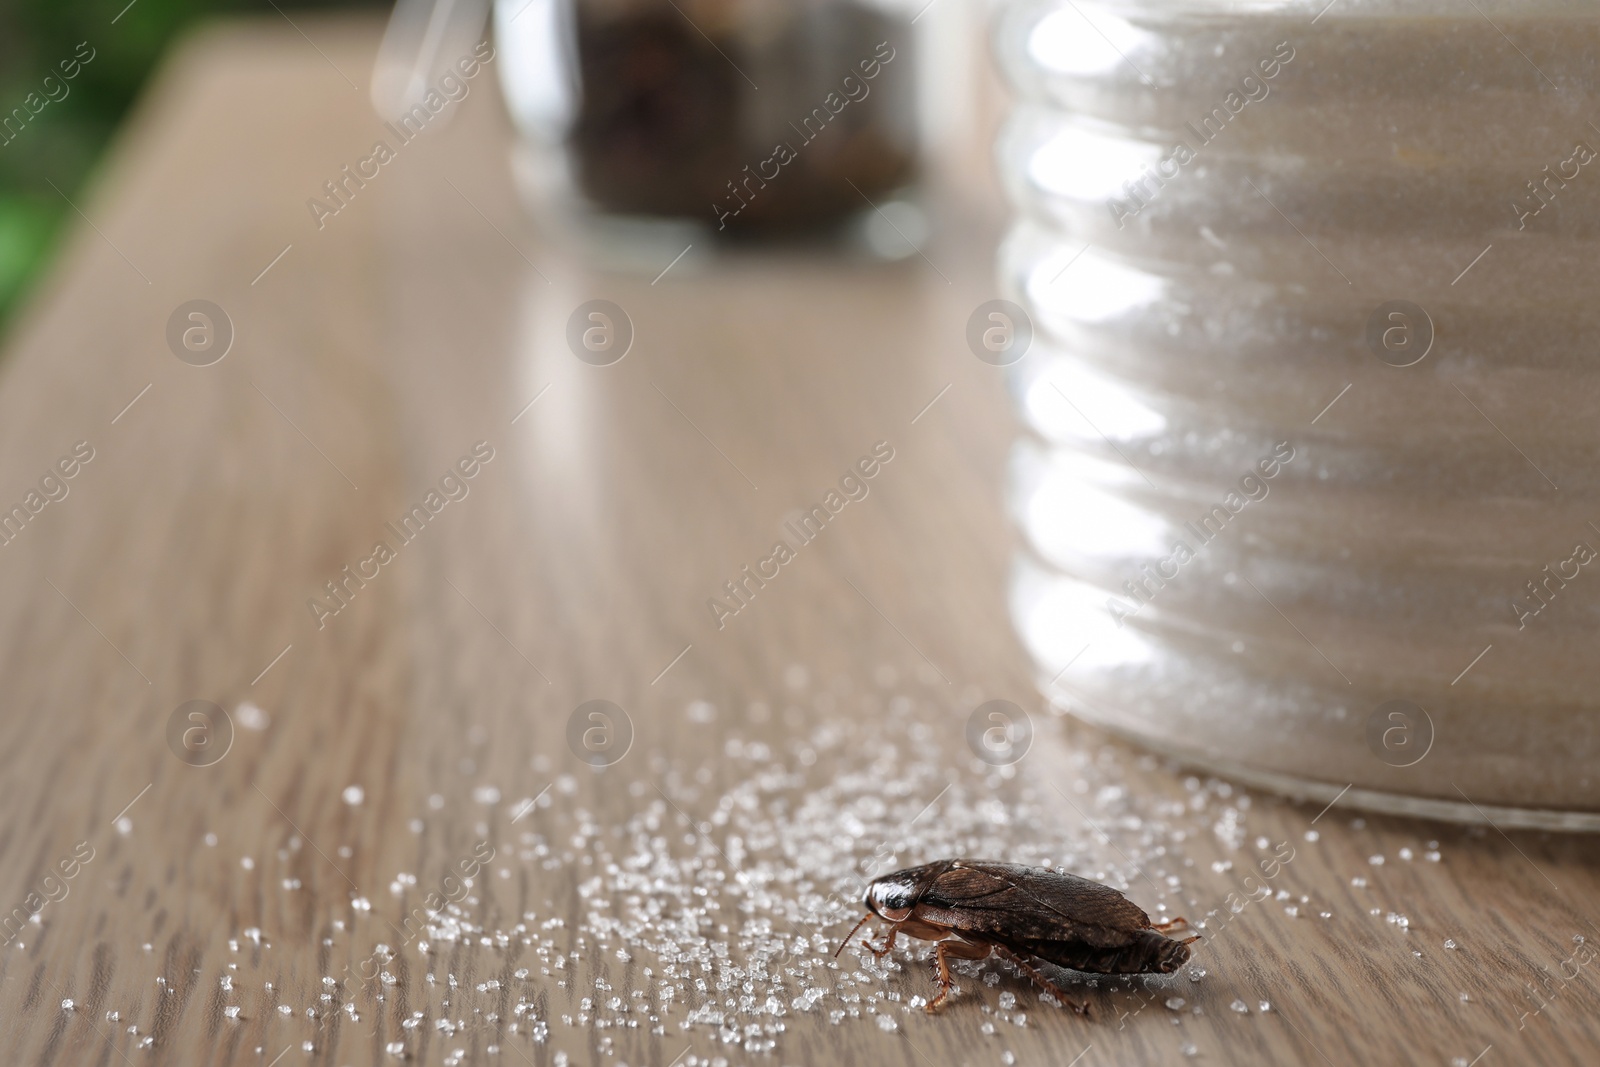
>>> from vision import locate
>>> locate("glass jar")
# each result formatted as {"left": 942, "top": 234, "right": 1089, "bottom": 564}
{"left": 995, "top": 0, "right": 1600, "bottom": 828}
{"left": 494, "top": 0, "right": 933, "bottom": 260}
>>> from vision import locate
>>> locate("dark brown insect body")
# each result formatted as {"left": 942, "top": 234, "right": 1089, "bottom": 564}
{"left": 836, "top": 859, "right": 1199, "bottom": 1013}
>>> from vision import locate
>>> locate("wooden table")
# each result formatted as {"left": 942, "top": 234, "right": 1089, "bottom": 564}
{"left": 2, "top": 16, "right": 1598, "bottom": 1067}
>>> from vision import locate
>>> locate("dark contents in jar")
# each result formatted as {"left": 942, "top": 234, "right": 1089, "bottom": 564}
{"left": 567, "top": 0, "right": 917, "bottom": 235}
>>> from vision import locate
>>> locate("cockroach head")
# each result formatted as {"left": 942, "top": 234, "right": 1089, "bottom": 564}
{"left": 863, "top": 873, "right": 917, "bottom": 922}
{"left": 1155, "top": 935, "right": 1196, "bottom": 973}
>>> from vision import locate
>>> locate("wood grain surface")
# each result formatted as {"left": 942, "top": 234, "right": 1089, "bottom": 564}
{"left": 1, "top": 16, "right": 1598, "bottom": 1067}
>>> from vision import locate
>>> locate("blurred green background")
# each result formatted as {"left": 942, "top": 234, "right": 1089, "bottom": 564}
{"left": 0, "top": 0, "right": 385, "bottom": 335}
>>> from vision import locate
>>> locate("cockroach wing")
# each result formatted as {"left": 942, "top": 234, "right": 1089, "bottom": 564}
{"left": 919, "top": 861, "right": 1152, "bottom": 948}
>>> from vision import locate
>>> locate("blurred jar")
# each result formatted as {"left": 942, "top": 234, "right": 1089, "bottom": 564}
{"left": 494, "top": 0, "right": 933, "bottom": 258}
{"left": 995, "top": 0, "right": 1600, "bottom": 828}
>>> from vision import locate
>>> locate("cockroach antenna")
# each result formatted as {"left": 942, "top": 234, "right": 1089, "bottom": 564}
{"left": 834, "top": 912, "right": 875, "bottom": 958}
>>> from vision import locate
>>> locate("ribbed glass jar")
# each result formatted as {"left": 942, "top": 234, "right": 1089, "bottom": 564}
{"left": 996, "top": 0, "right": 1600, "bottom": 828}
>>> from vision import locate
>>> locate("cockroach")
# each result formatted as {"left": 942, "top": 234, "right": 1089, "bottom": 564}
{"left": 835, "top": 859, "right": 1199, "bottom": 1013}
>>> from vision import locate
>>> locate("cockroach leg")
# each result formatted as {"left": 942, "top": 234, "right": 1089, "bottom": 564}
{"left": 926, "top": 937, "right": 992, "bottom": 1013}
{"left": 1177, "top": 934, "right": 1201, "bottom": 946}
{"left": 1152, "top": 916, "right": 1190, "bottom": 933}
{"left": 867, "top": 924, "right": 901, "bottom": 959}
{"left": 993, "top": 944, "right": 1089, "bottom": 1015}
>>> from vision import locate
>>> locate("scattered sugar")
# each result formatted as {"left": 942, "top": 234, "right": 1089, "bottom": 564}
{"left": 236, "top": 701, "right": 270, "bottom": 731}
{"left": 102, "top": 667, "right": 1375, "bottom": 1058}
